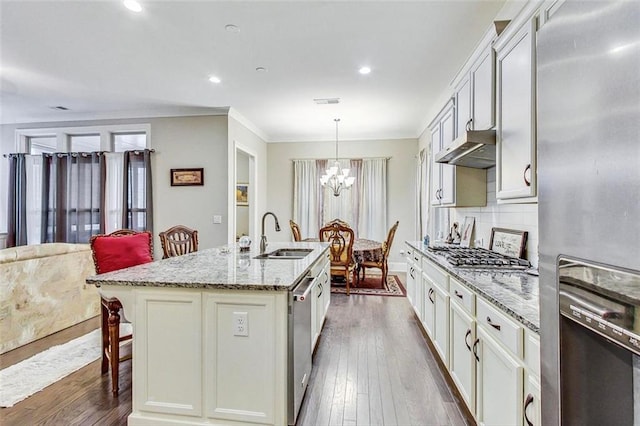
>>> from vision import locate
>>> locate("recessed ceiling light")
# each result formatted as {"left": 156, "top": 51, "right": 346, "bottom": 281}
{"left": 123, "top": 0, "right": 142, "bottom": 13}
{"left": 313, "top": 98, "right": 340, "bottom": 105}
{"left": 225, "top": 24, "right": 240, "bottom": 33}
{"left": 359, "top": 66, "right": 372, "bottom": 75}
{"left": 209, "top": 75, "right": 221, "bottom": 84}
{"left": 255, "top": 67, "right": 267, "bottom": 72}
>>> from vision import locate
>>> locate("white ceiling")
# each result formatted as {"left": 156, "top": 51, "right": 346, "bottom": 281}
{"left": 0, "top": 0, "right": 507, "bottom": 142}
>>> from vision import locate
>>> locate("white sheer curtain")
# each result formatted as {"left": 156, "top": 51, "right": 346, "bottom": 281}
{"left": 25, "top": 155, "right": 43, "bottom": 244}
{"left": 105, "top": 153, "right": 124, "bottom": 234}
{"left": 292, "top": 160, "right": 319, "bottom": 239}
{"left": 358, "top": 158, "right": 387, "bottom": 241}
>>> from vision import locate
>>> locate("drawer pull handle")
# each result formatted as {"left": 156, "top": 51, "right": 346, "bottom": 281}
{"left": 465, "top": 329, "right": 472, "bottom": 351}
{"left": 318, "top": 283, "right": 323, "bottom": 298}
{"left": 454, "top": 290, "right": 464, "bottom": 300}
{"left": 486, "top": 316, "right": 501, "bottom": 331}
{"left": 524, "top": 393, "right": 534, "bottom": 426}
{"left": 428, "top": 288, "right": 435, "bottom": 304}
{"left": 472, "top": 338, "right": 480, "bottom": 362}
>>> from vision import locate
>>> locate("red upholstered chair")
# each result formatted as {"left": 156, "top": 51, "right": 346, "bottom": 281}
{"left": 90, "top": 229, "right": 153, "bottom": 396}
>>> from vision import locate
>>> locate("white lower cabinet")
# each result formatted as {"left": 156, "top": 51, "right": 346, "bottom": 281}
{"left": 476, "top": 326, "right": 524, "bottom": 426}
{"left": 405, "top": 244, "right": 540, "bottom": 426}
{"left": 449, "top": 301, "right": 476, "bottom": 412}
{"left": 433, "top": 283, "right": 450, "bottom": 365}
{"left": 312, "top": 258, "right": 331, "bottom": 349}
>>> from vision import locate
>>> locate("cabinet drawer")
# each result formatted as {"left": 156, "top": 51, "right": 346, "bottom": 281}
{"left": 422, "top": 258, "right": 449, "bottom": 291}
{"left": 477, "top": 298, "right": 523, "bottom": 357}
{"left": 449, "top": 278, "right": 475, "bottom": 315}
{"left": 525, "top": 330, "right": 540, "bottom": 376}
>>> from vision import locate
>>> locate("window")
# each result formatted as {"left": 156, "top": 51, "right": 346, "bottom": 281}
{"left": 70, "top": 134, "right": 100, "bottom": 152}
{"left": 114, "top": 133, "right": 146, "bottom": 152}
{"left": 29, "top": 136, "right": 57, "bottom": 154}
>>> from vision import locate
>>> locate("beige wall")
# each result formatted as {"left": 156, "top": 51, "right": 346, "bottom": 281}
{"left": 0, "top": 115, "right": 231, "bottom": 257}
{"left": 228, "top": 115, "right": 268, "bottom": 244}
{"left": 266, "top": 138, "right": 417, "bottom": 267}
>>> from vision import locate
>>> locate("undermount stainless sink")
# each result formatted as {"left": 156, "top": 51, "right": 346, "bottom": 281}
{"left": 254, "top": 248, "right": 314, "bottom": 260}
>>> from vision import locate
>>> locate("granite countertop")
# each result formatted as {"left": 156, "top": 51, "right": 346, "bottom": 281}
{"left": 86, "top": 242, "right": 329, "bottom": 291}
{"left": 406, "top": 241, "right": 539, "bottom": 333}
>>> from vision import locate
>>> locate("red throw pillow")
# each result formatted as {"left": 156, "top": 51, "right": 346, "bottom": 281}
{"left": 91, "top": 232, "right": 153, "bottom": 274}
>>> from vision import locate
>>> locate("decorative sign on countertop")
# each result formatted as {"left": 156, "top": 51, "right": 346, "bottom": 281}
{"left": 489, "top": 228, "right": 528, "bottom": 259}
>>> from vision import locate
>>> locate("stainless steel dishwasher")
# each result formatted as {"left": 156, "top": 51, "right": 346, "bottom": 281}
{"left": 288, "top": 275, "right": 314, "bottom": 425}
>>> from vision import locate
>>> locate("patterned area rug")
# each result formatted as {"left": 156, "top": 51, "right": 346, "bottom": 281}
{"left": 331, "top": 274, "right": 406, "bottom": 296}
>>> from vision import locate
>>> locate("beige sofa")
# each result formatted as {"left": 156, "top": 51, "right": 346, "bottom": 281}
{"left": 0, "top": 243, "right": 100, "bottom": 354}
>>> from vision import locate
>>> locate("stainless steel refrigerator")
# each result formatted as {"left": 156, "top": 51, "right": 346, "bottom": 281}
{"left": 537, "top": 1, "right": 640, "bottom": 425}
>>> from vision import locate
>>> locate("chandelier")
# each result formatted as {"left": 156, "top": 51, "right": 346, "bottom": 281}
{"left": 320, "top": 118, "right": 355, "bottom": 196}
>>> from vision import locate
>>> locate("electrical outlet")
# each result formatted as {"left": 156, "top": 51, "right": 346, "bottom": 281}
{"left": 233, "top": 312, "right": 249, "bottom": 336}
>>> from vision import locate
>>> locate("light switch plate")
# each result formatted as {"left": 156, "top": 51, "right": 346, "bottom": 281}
{"left": 213, "top": 215, "right": 222, "bottom": 224}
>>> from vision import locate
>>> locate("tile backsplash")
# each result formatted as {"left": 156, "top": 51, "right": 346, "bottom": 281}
{"left": 433, "top": 167, "right": 539, "bottom": 268}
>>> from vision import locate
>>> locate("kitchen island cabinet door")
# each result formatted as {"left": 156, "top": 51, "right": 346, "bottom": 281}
{"left": 450, "top": 300, "right": 476, "bottom": 414}
{"left": 134, "top": 290, "right": 203, "bottom": 417}
{"left": 476, "top": 326, "right": 524, "bottom": 426}
{"left": 496, "top": 19, "right": 537, "bottom": 202}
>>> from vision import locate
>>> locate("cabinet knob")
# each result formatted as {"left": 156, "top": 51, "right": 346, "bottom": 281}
{"left": 523, "top": 164, "right": 531, "bottom": 187}
{"left": 524, "top": 393, "right": 534, "bottom": 426}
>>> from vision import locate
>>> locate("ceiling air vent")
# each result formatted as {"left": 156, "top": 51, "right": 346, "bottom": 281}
{"left": 50, "top": 106, "right": 70, "bottom": 111}
{"left": 313, "top": 98, "right": 340, "bottom": 105}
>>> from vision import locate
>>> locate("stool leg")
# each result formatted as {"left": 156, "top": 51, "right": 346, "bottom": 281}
{"left": 100, "top": 301, "right": 109, "bottom": 374}
{"left": 106, "top": 300, "right": 122, "bottom": 397}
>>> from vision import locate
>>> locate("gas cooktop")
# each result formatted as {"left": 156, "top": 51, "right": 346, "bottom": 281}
{"left": 427, "top": 245, "right": 531, "bottom": 270}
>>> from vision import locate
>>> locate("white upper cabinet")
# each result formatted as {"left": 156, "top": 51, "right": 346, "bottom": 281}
{"left": 430, "top": 99, "right": 486, "bottom": 208}
{"left": 471, "top": 46, "right": 496, "bottom": 131}
{"left": 455, "top": 76, "right": 472, "bottom": 136}
{"left": 494, "top": 3, "right": 541, "bottom": 202}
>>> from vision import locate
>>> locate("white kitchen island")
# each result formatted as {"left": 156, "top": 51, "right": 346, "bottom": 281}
{"left": 87, "top": 242, "right": 330, "bottom": 426}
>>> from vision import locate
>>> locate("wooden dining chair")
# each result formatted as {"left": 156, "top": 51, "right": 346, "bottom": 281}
{"left": 358, "top": 221, "right": 399, "bottom": 286}
{"left": 319, "top": 222, "right": 356, "bottom": 295}
{"left": 325, "top": 218, "right": 351, "bottom": 228}
{"left": 90, "top": 229, "right": 153, "bottom": 396}
{"left": 159, "top": 225, "right": 199, "bottom": 259}
{"left": 289, "top": 220, "right": 302, "bottom": 242}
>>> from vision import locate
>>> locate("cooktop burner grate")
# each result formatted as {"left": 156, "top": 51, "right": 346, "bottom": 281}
{"left": 427, "top": 246, "right": 531, "bottom": 269}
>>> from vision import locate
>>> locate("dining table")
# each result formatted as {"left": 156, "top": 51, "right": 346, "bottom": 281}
{"left": 304, "top": 237, "right": 383, "bottom": 269}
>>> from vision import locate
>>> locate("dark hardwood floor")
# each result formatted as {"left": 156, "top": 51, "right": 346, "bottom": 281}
{"left": 2, "top": 276, "right": 467, "bottom": 426}
{"left": 297, "top": 292, "right": 467, "bottom": 426}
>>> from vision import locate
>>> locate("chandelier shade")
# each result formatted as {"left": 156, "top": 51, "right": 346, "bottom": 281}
{"left": 321, "top": 118, "right": 355, "bottom": 196}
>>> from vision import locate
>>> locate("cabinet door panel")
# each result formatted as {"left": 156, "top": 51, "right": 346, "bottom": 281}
{"left": 456, "top": 77, "right": 472, "bottom": 136}
{"left": 440, "top": 108, "right": 456, "bottom": 205}
{"left": 433, "top": 284, "right": 450, "bottom": 366}
{"left": 450, "top": 301, "right": 476, "bottom": 413}
{"left": 477, "top": 327, "right": 524, "bottom": 426}
{"left": 497, "top": 22, "right": 536, "bottom": 200}
{"left": 472, "top": 49, "right": 495, "bottom": 130}
{"left": 524, "top": 374, "right": 541, "bottom": 426}
{"left": 430, "top": 126, "right": 442, "bottom": 205}
{"left": 422, "top": 277, "right": 435, "bottom": 338}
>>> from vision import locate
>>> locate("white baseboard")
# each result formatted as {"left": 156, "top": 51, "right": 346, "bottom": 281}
{"left": 388, "top": 261, "right": 407, "bottom": 273}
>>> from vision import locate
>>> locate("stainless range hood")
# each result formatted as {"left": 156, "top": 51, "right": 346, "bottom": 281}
{"left": 434, "top": 129, "right": 496, "bottom": 169}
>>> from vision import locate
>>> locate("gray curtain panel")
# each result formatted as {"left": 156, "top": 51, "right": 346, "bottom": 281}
{"left": 7, "top": 154, "right": 28, "bottom": 247}
{"left": 42, "top": 152, "right": 106, "bottom": 243}
{"left": 122, "top": 150, "right": 153, "bottom": 233}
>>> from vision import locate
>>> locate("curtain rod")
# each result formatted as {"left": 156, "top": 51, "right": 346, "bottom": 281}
{"left": 290, "top": 156, "right": 391, "bottom": 161}
{"left": 3, "top": 149, "right": 156, "bottom": 158}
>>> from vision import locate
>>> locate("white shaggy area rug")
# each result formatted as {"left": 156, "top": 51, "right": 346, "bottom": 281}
{"left": 0, "top": 329, "right": 102, "bottom": 408}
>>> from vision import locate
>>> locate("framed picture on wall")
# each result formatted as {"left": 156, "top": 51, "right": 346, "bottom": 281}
{"left": 170, "top": 168, "right": 204, "bottom": 186}
{"left": 236, "top": 183, "right": 249, "bottom": 206}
